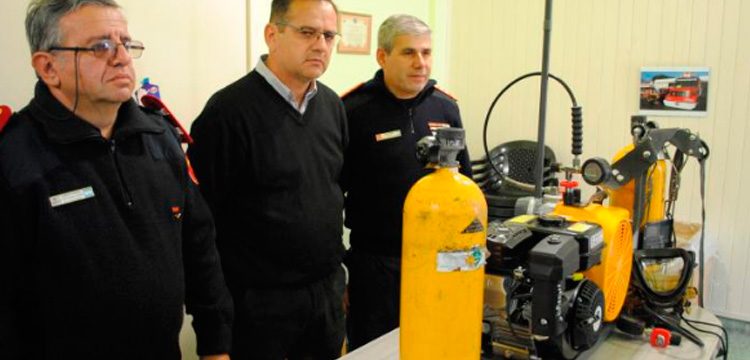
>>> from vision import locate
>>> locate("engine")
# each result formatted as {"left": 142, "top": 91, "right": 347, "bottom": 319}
{"left": 482, "top": 207, "right": 631, "bottom": 359}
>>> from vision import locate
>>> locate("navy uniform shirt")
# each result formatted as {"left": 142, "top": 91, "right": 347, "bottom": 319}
{"left": 342, "top": 70, "right": 472, "bottom": 256}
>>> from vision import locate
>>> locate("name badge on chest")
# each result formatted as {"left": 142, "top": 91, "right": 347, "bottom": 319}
{"left": 375, "top": 129, "right": 402, "bottom": 142}
{"left": 49, "top": 186, "right": 95, "bottom": 208}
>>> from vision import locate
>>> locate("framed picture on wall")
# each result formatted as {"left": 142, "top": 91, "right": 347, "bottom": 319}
{"left": 337, "top": 11, "right": 372, "bottom": 55}
{"left": 639, "top": 66, "right": 710, "bottom": 117}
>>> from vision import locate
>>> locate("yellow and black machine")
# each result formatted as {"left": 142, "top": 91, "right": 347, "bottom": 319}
{"left": 400, "top": 116, "right": 709, "bottom": 359}
{"left": 399, "top": 1, "right": 711, "bottom": 357}
{"left": 399, "top": 107, "right": 710, "bottom": 360}
{"left": 480, "top": 114, "right": 709, "bottom": 359}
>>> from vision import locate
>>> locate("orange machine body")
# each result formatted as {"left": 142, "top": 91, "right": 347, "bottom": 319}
{"left": 551, "top": 203, "right": 633, "bottom": 321}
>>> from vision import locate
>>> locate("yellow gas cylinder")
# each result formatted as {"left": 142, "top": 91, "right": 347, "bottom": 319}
{"left": 401, "top": 130, "right": 487, "bottom": 360}
{"left": 608, "top": 144, "right": 668, "bottom": 224}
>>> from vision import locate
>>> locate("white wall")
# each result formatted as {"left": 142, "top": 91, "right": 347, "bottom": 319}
{"left": 448, "top": 0, "right": 750, "bottom": 320}
{"left": 0, "top": 2, "right": 39, "bottom": 109}
{"left": 247, "top": 0, "right": 271, "bottom": 67}
{"left": 122, "top": 0, "right": 247, "bottom": 125}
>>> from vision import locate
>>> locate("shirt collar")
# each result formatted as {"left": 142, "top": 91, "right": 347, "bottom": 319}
{"left": 255, "top": 55, "right": 318, "bottom": 114}
{"left": 28, "top": 81, "right": 164, "bottom": 144}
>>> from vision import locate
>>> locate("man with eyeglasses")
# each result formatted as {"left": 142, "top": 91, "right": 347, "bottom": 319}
{"left": 340, "top": 14, "right": 472, "bottom": 351}
{"left": 0, "top": 1, "right": 233, "bottom": 359}
{"left": 187, "top": 0, "right": 346, "bottom": 359}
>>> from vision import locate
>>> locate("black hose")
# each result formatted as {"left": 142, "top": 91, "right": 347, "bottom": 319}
{"left": 482, "top": 72, "right": 579, "bottom": 193}
{"left": 571, "top": 106, "right": 583, "bottom": 156}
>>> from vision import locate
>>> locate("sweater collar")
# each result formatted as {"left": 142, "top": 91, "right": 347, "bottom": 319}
{"left": 255, "top": 55, "right": 318, "bottom": 114}
{"left": 28, "top": 81, "right": 163, "bottom": 144}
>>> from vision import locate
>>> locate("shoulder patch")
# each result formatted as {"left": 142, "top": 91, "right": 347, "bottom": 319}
{"left": 0, "top": 105, "right": 12, "bottom": 133}
{"left": 140, "top": 96, "right": 199, "bottom": 185}
{"left": 340, "top": 82, "right": 366, "bottom": 99}
{"left": 434, "top": 85, "right": 458, "bottom": 102}
{"left": 140, "top": 95, "right": 193, "bottom": 144}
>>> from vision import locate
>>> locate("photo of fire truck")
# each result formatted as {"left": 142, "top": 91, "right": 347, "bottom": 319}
{"left": 663, "top": 75, "right": 703, "bottom": 110}
{"left": 639, "top": 69, "right": 709, "bottom": 114}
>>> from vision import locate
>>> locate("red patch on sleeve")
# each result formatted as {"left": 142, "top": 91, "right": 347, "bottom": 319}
{"left": 0, "top": 105, "right": 12, "bottom": 133}
{"left": 141, "top": 95, "right": 194, "bottom": 144}
{"left": 185, "top": 156, "right": 199, "bottom": 185}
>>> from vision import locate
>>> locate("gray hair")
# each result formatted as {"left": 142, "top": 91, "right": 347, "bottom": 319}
{"left": 377, "top": 14, "right": 431, "bottom": 54}
{"left": 25, "top": 0, "right": 120, "bottom": 53}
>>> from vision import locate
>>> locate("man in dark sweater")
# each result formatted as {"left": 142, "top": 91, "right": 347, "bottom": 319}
{"left": 187, "top": 0, "right": 347, "bottom": 359}
{"left": 341, "top": 14, "right": 472, "bottom": 350}
{"left": 0, "top": 1, "right": 232, "bottom": 359}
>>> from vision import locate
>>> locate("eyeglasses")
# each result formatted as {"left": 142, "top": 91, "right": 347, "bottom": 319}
{"left": 49, "top": 39, "right": 145, "bottom": 59}
{"left": 275, "top": 22, "right": 339, "bottom": 43}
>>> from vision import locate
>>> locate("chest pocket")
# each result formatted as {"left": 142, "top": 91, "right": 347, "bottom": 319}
{"left": 45, "top": 182, "right": 109, "bottom": 235}
{"left": 368, "top": 127, "right": 417, "bottom": 174}
{"left": 40, "top": 166, "right": 128, "bottom": 265}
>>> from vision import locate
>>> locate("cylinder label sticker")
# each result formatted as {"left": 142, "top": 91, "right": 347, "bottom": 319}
{"left": 437, "top": 246, "right": 486, "bottom": 272}
{"left": 462, "top": 217, "right": 485, "bottom": 233}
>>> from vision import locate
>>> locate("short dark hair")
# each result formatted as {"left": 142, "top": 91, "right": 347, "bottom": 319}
{"left": 269, "top": 0, "right": 338, "bottom": 23}
{"left": 26, "top": 0, "right": 121, "bottom": 53}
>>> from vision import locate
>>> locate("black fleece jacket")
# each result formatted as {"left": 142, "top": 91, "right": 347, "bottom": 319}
{"left": 0, "top": 82, "right": 233, "bottom": 359}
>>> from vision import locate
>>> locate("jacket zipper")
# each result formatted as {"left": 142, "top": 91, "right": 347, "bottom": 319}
{"left": 109, "top": 139, "right": 134, "bottom": 209}
{"left": 408, "top": 108, "right": 415, "bottom": 134}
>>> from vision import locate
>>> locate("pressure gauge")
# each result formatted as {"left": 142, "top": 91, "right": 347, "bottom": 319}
{"left": 581, "top": 157, "right": 612, "bottom": 186}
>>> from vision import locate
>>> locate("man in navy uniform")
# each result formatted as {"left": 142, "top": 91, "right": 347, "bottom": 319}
{"left": 341, "top": 14, "right": 472, "bottom": 350}
{"left": 0, "top": 1, "right": 232, "bottom": 358}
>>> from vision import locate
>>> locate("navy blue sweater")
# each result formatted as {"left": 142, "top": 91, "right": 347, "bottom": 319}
{"left": 188, "top": 71, "right": 348, "bottom": 289}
